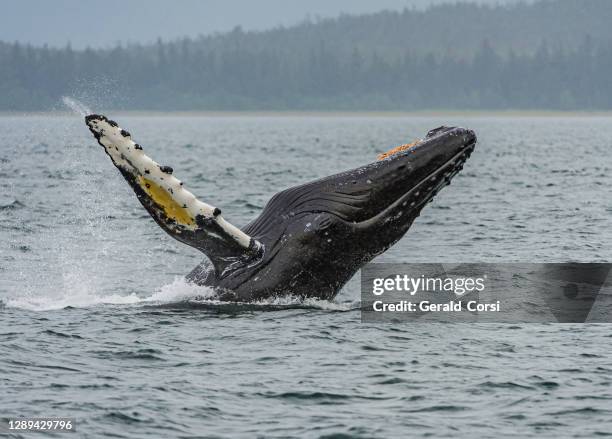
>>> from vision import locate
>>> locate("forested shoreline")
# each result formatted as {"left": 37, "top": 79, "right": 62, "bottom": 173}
{"left": 2, "top": 0, "right": 612, "bottom": 111}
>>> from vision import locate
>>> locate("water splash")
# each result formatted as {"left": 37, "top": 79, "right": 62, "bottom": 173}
{"left": 4, "top": 278, "right": 209, "bottom": 311}
{"left": 4, "top": 289, "right": 142, "bottom": 311}
{"left": 252, "top": 295, "right": 360, "bottom": 311}
{"left": 144, "top": 278, "right": 217, "bottom": 303}
{"left": 4, "top": 276, "right": 359, "bottom": 312}
{"left": 62, "top": 96, "right": 92, "bottom": 117}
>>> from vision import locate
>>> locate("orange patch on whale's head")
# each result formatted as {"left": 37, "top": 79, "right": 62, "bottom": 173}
{"left": 377, "top": 140, "right": 420, "bottom": 161}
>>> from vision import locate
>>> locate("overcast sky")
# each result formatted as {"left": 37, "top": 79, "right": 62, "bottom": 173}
{"left": 2, "top": 0, "right": 534, "bottom": 48}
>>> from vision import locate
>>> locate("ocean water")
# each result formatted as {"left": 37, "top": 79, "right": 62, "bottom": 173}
{"left": 1, "top": 114, "right": 611, "bottom": 438}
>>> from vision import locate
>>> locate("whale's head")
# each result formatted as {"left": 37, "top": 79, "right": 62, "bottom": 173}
{"left": 344, "top": 126, "right": 477, "bottom": 242}
{"left": 216, "top": 126, "right": 476, "bottom": 300}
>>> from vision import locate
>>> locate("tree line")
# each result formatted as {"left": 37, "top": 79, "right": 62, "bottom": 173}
{"left": 1, "top": 1, "right": 612, "bottom": 111}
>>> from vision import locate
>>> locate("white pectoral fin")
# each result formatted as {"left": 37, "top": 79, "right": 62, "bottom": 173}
{"left": 85, "top": 114, "right": 261, "bottom": 263}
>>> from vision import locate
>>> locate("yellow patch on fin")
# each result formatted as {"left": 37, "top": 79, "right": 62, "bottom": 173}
{"left": 138, "top": 176, "right": 195, "bottom": 226}
{"left": 377, "top": 140, "right": 420, "bottom": 161}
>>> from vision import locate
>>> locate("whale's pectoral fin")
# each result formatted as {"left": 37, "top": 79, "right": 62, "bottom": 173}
{"left": 85, "top": 114, "right": 263, "bottom": 275}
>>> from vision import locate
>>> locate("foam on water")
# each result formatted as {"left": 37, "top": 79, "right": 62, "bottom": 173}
{"left": 4, "top": 276, "right": 355, "bottom": 312}
{"left": 4, "top": 289, "right": 142, "bottom": 311}
{"left": 144, "top": 277, "right": 217, "bottom": 303}
{"left": 4, "top": 277, "right": 209, "bottom": 311}
{"left": 252, "top": 294, "right": 360, "bottom": 311}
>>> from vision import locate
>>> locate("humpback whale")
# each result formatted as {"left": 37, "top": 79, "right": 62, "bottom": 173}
{"left": 85, "top": 115, "right": 476, "bottom": 301}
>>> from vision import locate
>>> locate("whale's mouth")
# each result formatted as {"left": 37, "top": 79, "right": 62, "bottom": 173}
{"left": 366, "top": 127, "right": 476, "bottom": 221}
{"left": 254, "top": 126, "right": 477, "bottom": 232}
{"left": 327, "top": 126, "right": 477, "bottom": 225}
{"left": 363, "top": 137, "right": 475, "bottom": 226}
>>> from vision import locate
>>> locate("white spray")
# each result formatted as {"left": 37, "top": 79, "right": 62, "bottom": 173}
{"left": 61, "top": 96, "right": 92, "bottom": 117}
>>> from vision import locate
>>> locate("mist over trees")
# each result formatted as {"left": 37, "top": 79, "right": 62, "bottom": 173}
{"left": 2, "top": 0, "right": 612, "bottom": 111}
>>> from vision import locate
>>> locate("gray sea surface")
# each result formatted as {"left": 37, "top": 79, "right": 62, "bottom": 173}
{"left": 1, "top": 114, "right": 611, "bottom": 438}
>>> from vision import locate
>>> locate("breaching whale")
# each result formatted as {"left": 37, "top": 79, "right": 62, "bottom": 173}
{"left": 85, "top": 115, "right": 476, "bottom": 301}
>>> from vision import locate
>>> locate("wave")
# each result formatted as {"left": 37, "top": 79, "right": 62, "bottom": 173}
{"left": 0, "top": 199, "right": 25, "bottom": 210}
{"left": 2, "top": 278, "right": 209, "bottom": 311}
{"left": 2, "top": 277, "right": 359, "bottom": 313}
{"left": 4, "top": 290, "right": 143, "bottom": 311}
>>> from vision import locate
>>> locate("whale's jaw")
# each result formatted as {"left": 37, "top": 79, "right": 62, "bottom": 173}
{"left": 351, "top": 126, "right": 476, "bottom": 253}
{"left": 348, "top": 126, "right": 476, "bottom": 229}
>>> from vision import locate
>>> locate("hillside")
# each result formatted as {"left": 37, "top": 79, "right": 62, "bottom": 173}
{"left": 1, "top": 0, "right": 612, "bottom": 111}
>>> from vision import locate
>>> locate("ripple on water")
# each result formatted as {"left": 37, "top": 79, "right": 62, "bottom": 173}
{"left": 0, "top": 199, "right": 25, "bottom": 210}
